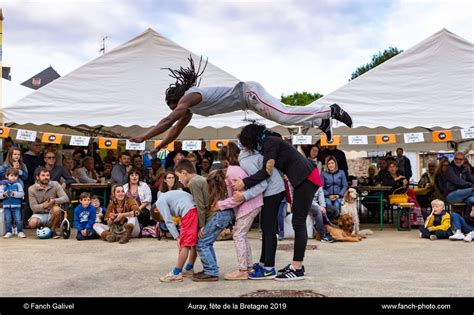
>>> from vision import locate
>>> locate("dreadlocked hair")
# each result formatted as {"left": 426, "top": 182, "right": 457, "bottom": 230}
{"left": 237, "top": 123, "right": 266, "bottom": 151}
{"left": 163, "top": 55, "right": 208, "bottom": 106}
{"left": 207, "top": 169, "right": 228, "bottom": 209}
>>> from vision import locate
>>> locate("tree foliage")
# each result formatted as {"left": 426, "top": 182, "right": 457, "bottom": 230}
{"left": 350, "top": 46, "right": 403, "bottom": 81}
{"left": 281, "top": 91, "right": 323, "bottom": 106}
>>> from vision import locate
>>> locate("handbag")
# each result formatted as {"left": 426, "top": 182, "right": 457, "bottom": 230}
{"left": 388, "top": 187, "right": 409, "bottom": 204}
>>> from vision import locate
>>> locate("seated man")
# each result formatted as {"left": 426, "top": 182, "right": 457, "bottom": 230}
{"left": 111, "top": 152, "right": 132, "bottom": 185}
{"left": 76, "top": 156, "right": 100, "bottom": 184}
{"left": 445, "top": 151, "right": 474, "bottom": 216}
{"left": 35, "top": 149, "right": 76, "bottom": 189}
{"left": 28, "top": 167, "right": 70, "bottom": 238}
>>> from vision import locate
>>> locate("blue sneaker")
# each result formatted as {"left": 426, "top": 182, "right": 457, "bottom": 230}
{"left": 248, "top": 267, "right": 276, "bottom": 280}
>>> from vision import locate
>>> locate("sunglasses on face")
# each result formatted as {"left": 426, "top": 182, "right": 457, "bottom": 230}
{"left": 45, "top": 156, "right": 56, "bottom": 159}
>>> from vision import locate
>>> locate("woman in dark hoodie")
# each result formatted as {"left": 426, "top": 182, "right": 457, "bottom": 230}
{"left": 232, "top": 123, "right": 322, "bottom": 281}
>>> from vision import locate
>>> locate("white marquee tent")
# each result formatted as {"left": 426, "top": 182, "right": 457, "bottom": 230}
{"left": 315, "top": 29, "right": 473, "bottom": 130}
{"left": 3, "top": 28, "right": 473, "bottom": 152}
{"left": 306, "top": 28, "right": 473, "bottom": 152}
{"left": 3, "top": 28, "right": 275, "bottom": 141}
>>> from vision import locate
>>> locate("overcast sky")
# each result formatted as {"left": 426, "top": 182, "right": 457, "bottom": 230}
{"left": 1, "top": 0, "right": 473, "bottom": 97}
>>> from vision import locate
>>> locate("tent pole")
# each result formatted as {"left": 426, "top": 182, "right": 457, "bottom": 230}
{"left": 0, "top": 9, "right": 5, "bottom": 126}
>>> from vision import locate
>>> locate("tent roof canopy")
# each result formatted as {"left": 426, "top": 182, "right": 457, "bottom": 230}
{"left": 314, "top": 28, "right": 473, "bottom": 129}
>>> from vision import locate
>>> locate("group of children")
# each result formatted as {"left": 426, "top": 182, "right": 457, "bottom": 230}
{"left": 153, "top": 140, "right": 294, "bottom": 282}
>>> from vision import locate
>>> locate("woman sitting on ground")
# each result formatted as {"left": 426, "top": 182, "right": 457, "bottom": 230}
{"left": 93, "top": 184, "right": 141, "bottom": 243}
{"left": 123, "top": 168, "right": 153, "bottom": 229}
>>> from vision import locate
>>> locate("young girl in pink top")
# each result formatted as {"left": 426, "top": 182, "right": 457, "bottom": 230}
{"left": 216, "top": 142, "right": 263, "bottom": 280}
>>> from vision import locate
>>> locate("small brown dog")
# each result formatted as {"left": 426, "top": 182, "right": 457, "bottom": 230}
{"left": 325, "top": 214, "right": 363, "bottom": 242}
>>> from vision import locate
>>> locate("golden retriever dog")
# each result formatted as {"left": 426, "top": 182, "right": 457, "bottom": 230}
{"left": 325, "top": 214, "right": 363, "bottom": 242}
{"left": 340, "top": 188, "right": 373, "bottom": 237}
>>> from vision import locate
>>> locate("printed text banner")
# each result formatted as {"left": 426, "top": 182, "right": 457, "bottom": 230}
{"left": 70, "top": 136, "right": 90, "bottom": 147}
{"left": 126, "top": 140, "right": 145, "bottom": 151}
{"left": 292, "top": 135, "right": 312, "bottom": 145}
{"left": 404, "top": 133, "right": 424, "bottom": 143}
{"left": 348, "top": 135, "right": 368, "bottom": 145}
{"left": 15, "top": 129, "right": 37, "bottom": 142}
{"left": 183, "top": 140, "right": 202, "bottom": 151}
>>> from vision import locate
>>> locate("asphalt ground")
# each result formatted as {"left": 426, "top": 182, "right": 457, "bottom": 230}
{"left": 0, "top": 225, "right": 472, "bottom": 298}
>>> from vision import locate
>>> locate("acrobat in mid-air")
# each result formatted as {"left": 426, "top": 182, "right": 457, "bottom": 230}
{"left": 129, "top": 56, "right": 353, "bottom": 150}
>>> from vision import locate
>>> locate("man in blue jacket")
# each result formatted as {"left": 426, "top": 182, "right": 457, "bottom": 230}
{"left": 445, "top": 152, "right": 474, "bottom": 216}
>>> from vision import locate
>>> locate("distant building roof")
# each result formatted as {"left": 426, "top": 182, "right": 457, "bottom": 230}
{"left": 2, "top": 66, "right": 11, "bottom": 80}
{"left": 21, "top": 66, "right": 60, "bottom": 90}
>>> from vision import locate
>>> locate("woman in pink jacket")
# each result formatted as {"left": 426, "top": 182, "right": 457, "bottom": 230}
{"left": 216, "top": 142, "right": 263, "bottom": 280}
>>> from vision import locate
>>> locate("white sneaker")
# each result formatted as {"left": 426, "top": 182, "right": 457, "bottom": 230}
{"left": 3, "top": 232, "right": 13, "bottom": 239}
{"left": 449, "top": 231, "right": 465, "bottom": 241}
{"left": 429, "top": 234, "right": 438, "bottom": 241}
{"left": 18, "top": 232, "right": 27, "bottom": 238}
{"left": 463, "top": 232, "right": 473, "bottom": 242}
